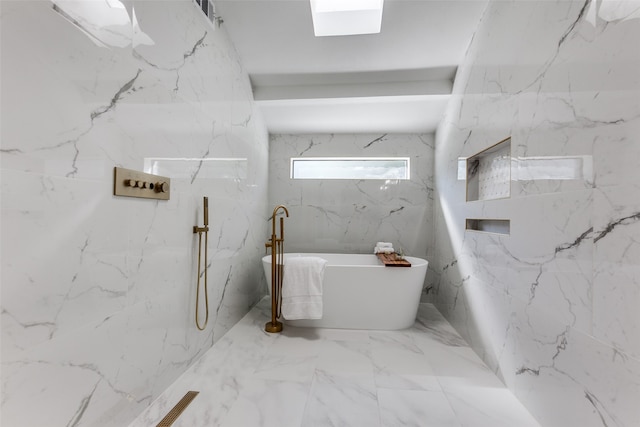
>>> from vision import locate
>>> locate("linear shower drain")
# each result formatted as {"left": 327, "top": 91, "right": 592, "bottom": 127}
{"left": 156, "top": 391, "right": 199, "bottom": 427}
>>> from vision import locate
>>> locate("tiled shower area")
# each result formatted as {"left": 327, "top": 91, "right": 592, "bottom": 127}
{"left": 2, "top": 0, "right": 639, "bottom": 426}
{"left": 129, "top": 299, "right": 540, "bottom": 427}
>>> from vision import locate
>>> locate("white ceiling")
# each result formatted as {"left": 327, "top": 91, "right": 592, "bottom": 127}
{"left": 215, "top": 0, "right": 487, "bottom": 134}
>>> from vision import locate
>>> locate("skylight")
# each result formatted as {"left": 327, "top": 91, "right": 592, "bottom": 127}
{"left": 310, "top": 0, "right": 384, "bottom": 37}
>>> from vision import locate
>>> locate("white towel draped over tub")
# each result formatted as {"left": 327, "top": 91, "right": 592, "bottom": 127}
{"left": 282, "top": 256, "right": 328, "bottom": 320}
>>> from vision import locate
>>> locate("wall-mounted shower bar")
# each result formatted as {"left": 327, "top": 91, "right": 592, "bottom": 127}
{"left": 193, "top": 197, "right": 209, "bottom": 330}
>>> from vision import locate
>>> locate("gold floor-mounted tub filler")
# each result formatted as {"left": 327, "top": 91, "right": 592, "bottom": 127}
{"left": 264, "top": 205, "right": 289, "bottom": 333}
{"left": 193, "top": 196, "right": 209, "bottom": 330}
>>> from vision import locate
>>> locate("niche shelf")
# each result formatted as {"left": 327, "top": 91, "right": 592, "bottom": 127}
{"left": 466, "top": 137, "right": 511, "bottom": 202}
{"left": 466, "top": 219, "right": 510, "bottom": 235}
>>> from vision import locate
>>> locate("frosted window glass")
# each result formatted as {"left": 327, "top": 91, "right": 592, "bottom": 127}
{"left": 291, "top": 157, "right": 410, "bottom": 180}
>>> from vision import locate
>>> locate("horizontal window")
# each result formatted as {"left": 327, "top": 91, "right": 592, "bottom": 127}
{"left": 291, "top": 157, "right": 410, "bottom": 180}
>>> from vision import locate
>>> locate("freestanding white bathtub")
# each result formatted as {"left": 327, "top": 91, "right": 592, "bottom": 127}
{"left": 262, "top": 253, "right": 428, "bottom": 330}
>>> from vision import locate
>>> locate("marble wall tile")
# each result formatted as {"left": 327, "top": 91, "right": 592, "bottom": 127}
{"left": 434, "top": 0, "right": 640, "bottom": 425}
{"left": 0, "top": 1, "right": 268, "bottom": 426}
{"left": 268, "top": 133, "right": 437, "bottom": 298}
{"left": 592, "top": 184, "right": 640, "bottom": 360}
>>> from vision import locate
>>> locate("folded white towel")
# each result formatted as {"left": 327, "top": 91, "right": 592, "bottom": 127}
{"left": 374, "top": 246, "right": 395, "bottom": 254}
{"left": 282, "top": 257, "right": 328, "bottom": 320}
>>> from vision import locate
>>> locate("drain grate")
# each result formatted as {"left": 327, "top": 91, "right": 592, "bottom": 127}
{"left": 156, "top": 391, "right": 199, "bottom": 427}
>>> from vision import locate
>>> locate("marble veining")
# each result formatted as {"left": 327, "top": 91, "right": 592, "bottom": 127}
{"left": 1, "top": 1, "right": 268, "bottom": 426}
{"left": 128, "top": 298, "right": 540, "bottom": 427}
{"left": 269, "top": 133, "right": 437, "bottom": 301}
{"left": 434, "top": 0, "right": 640, "bottom": 426}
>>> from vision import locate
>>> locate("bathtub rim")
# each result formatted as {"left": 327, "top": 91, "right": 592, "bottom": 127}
{"left": 261, "top": 252, "right": 428, "bottom": 268}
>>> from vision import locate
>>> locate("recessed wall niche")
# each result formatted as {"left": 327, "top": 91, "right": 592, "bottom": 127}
{"left": 466, "top": 137, "right": 511, "bottom": 202}
{"left": 466, "top": 218, "right": 510, "bottom": 235}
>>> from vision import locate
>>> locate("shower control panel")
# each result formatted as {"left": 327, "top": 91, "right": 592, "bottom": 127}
{"left": 113, "top": 167, "right": 170, "bottom": 200}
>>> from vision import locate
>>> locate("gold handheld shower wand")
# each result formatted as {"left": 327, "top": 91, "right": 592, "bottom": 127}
{"left": 193, "top": 197, "right": 209, "bottom": 331}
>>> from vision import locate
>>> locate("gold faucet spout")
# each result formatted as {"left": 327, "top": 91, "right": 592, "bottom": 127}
{"left": 271, "top": 205, "right": 289, "bottom": 242}
{"left": 272, "top": 205, "right": 289, "bottom": 220}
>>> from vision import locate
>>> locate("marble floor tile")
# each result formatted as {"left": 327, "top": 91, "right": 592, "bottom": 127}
{"left": 129, "top": 300, "right": 540, "bottom": 427}
{"left": 439, "top": 377, "right": 541, "bottom": 427}
{"left": 423, "top": 345, "right": 504, "bottom": 384}
{"left": 369, "top": 329, "right": 423, "bottom": 353}
{"left": 302, "top": 370, "right": 380, "bottom": 427}
{"left": 315, "top": 340, "right": 376, "bottom": 376}
{"left": 378, "top": 388, "right": 462, "bottom": 427}
{"left": 412, "top": 304, "right": 470, "bottom": 347}
{"left": 220, "top": 379, "right": 310, "bottom": 427}
{"left": 253, "top": 352, "right": 318, "bottom": 383}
